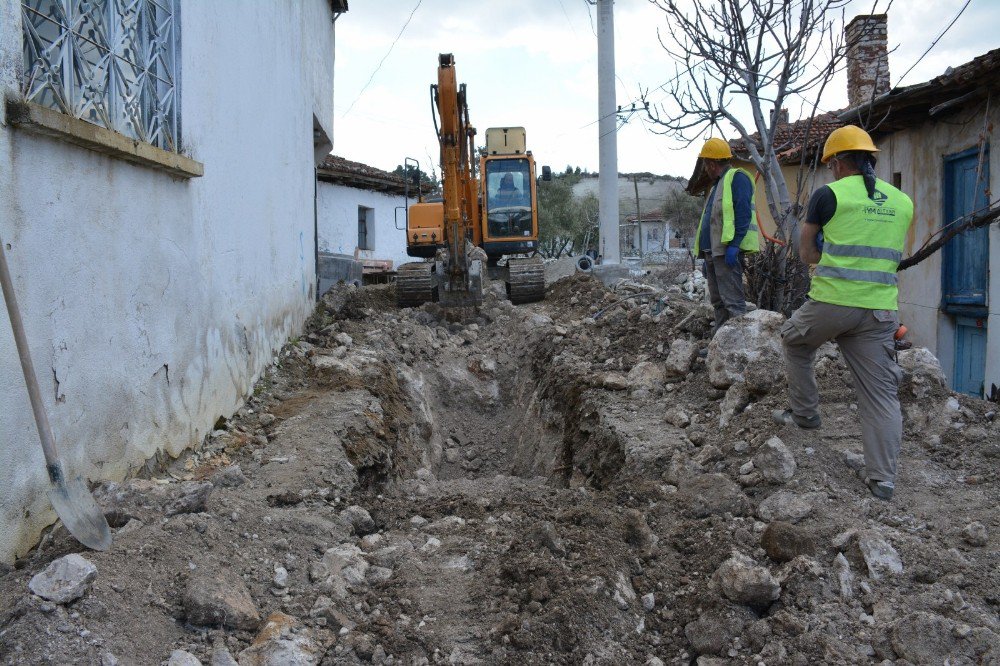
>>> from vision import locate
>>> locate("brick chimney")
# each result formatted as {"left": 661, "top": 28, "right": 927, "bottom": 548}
{"left": 846, "top": 14, "right": 890, "bottom": 108}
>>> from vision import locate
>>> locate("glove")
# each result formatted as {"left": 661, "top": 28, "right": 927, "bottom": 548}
{"left": 724, "top": 245, "right": 740, "bottom": 268}
{"left": 815, "top": 231, "right": 825, "bottom": 253}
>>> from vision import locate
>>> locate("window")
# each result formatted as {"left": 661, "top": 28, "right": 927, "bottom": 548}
{"left": 21, "top": 0, "right": 181, "bottom": 152}
{"left": 358, "top": 206, "right": 373, "bottom": 250}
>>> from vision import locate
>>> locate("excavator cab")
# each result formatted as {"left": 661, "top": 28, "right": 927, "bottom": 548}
{"left": 480, "top": 128, "right": 539, "bottom": 259}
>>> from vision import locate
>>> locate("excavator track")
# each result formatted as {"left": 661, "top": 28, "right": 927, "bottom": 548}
{"left": 396, "top": 262, "right": 436, "bottom": 308}
{"left": 505, "top": 256, "right": 545, "bottom": 304}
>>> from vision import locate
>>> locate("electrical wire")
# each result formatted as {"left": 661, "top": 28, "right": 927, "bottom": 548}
{"left": 894, "top": 0, "right": 973, "bottom": 88}
{"left": 341, "top": 0, "right": 424, "bottom": 117}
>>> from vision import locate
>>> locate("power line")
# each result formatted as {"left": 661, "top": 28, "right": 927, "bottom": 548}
{"left": 342, "top": 0, "right": 423, "bottom": 117}
{"left": 895, "top": 0, "right": 972, "bottom": 88}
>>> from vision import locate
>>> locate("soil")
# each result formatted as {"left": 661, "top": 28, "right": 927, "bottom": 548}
{"left": 1, "top": 269, "right": 998, "bottom": 666}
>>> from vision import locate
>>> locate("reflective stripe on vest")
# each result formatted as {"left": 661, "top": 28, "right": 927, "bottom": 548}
{"left": 808, "top": 176, "right": 913, "bottom": 310}
{"left": 693, "top": 167, "right": 758, "bottom": 254}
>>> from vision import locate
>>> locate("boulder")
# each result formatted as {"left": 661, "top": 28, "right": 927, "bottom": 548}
{"left": 897, "top": 347, "right": 948, "bottom": 401}
{"left": 28, "top": 554, "right": 97, "bottom": 604}
{"left": 752, "top": 437, "right": 796, "bottom": 483}
{"left": 165, "top": 481, "right": 214, "bottom": 516}
{"left": 239, "top": 612, "right": 329, "bottom": 666}
{"left": 719, "top": 383, "right": 751, "bottom": 428}
{"left": 706, "top": 310, "right": 785, "bottom": 389}
{"left": 847, "top": 530, "right": 903, "bottom": 580}
{"left": 962, "top": 521, "right": 988, "bottom": 547}
{"left": 183, "top": 568, "right": 260, "bottom": 630}
{"left": 166, "top": 650, "right": 202, "bottom": 666}
{"left": 339, "top": 505, "right": 376, "bottom": 536}
{"left": 309, "top": 545, "right": 369, "bottom": 598}
{"left": 712, "top": 553, "right": 780, "bottom": 607}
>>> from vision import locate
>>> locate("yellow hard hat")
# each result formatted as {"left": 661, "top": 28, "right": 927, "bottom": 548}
{"left": 822, "top": 125, "right": 879, "bottom": 163}
{"left": 699, "top": 137, "right": 732, "bottom": 160}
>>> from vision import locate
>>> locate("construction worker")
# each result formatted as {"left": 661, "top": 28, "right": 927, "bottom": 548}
{"left": 773, "top": 125, "right": 913, "bottom": 501}
{"left": 692, "top": 138, "right": 759, "bottom": 333}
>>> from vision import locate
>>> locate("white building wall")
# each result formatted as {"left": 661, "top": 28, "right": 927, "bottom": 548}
{"left": 0, "top": 0, "right": 336, "bottom": 562}
{"left": 877, "top": 104, "right": 999, "bottom": 396}
{"left": 317, "top": 181, "right": 412, "bottom": 270}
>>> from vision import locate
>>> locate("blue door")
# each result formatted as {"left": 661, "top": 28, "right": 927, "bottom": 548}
{"left": 954, "top": 317, "right": 987, "bottom": 397}
{"left": 942, "top": 147, "right": 989, "bottom": 312}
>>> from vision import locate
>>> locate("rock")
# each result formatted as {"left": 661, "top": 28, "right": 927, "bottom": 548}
{"left": 684, "top": 611, "right": 750, "bottom": 656}
{"left": 962, "top": 521, "right": 988, "bottom": 547}
{"left": 165, "top": 481, "right": 214, "bottom": 516}
{"left": 890, "top": 612, "right": 992, "bottom": 665}
{"left": 897, "top": 347, "right": 948, "bottom": 400}
{"left": 210, "top": 646, "right": 239, "bottom": 666}
{"left": 665, "top": 339, "right": 698, "bottom": 378}
{"left": 28, "top": 554, "right": 98, "bottom": 604}
{"left": 623, "top": 509, "right": 657, "bottom": 556}
{"left": 742, "top": 356, "right": 784, "bottom": 396}
{"left": 339, "top": 506, "right": 376, "bottom": 536}
{"left": 366, "top": 566, "right": 393, "bottom": 584}
{"left": 601, "top": 372, "right": 629, "bottom": 390}
{"left": 755, "top": 491, "right": 815, "bottom": 523}
{"left": 273, "top": 566, "right": 288, "bottom": 588}
{"left": 833, "top": 553, "right": 854, "bottom": 599}
{"left": 752, "top": 437, "right": 796, "bottom": 483}
{"left": 856, "top": 531, "right": 903, "bottom": 580}
{"left": 641, "top": 593, "right": 655, "bottom": 612}
{"left": 310, "top": 545, "right": 369, "bottom": 598}
{"left": 183, "top": 568, "right": 260, "bottom": 630}
{"left": 679, "top": 474, "right": 752, "bottom": 518}
{"left": 258, "top": 413, "right": 277, "bottom": 427}
{"left": 706, "top": 310, "right": 785, "bottom": 389}
{"left": 334, "top": 332, "right": 353, "bottom": 347}
{"left": 692, "top": 445, "right": 724, "bottom": 467}
{"left": 665, "top": 408, "right": 691, "bottom": 428}
{"left": 210, "top": 465, "right": 246, "bottom": 488}
{"left": 166, "top": 650, "right": 202, "bottom": 666}
{"left": 239, "top": 612, "right": 328, "bottom": 666}
{"left": 761, "top": 522, "right": 816, "bottom": 562}
{"left": 309, "top": 597, "right": 356, "bottom": 632}
{"left": 627, "top": 361, "right": 665, "bottom": 390}
{"left": 719, "top": 382, "right": 751, "bottom": 428}
{"left": 530, "top": 521, "right": 567, "bottom": 557}
{"left": 712, "top": 553, "right": 780, "bottom": 607}
{"left": 842, "top": 451, "right": 865, "bottom": 471}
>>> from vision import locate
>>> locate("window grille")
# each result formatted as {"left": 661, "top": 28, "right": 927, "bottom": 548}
{"left": 21, "top": 0, "right": 180, "bottom": 152}
{"left": 358, "top": 206, "right": 373, "bottom": 251}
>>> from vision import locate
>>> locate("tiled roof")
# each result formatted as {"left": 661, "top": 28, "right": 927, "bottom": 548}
{"left": 686, "top": 112, "right": 844, "bottom": 195}
{"left": 841, "top": 47, "right": 1000, "bottom": 134}
{"left": 317, "top": 155, "right": 413, "bottom": 197}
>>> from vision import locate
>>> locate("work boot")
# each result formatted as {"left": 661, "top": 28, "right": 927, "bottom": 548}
{"left": 866, "top": 478, "right": 895, "bottom": 501}
{"left": 771, "top": 409, "right": 821, "bottom": 430}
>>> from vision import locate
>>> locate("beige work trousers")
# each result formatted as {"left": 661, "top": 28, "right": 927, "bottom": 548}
{"left": 781, "top": 299, "right": 903, "bottom": 482}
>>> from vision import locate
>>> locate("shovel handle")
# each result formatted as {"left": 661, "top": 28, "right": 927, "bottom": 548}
{"left": 0, "top": 235, "right": 60, "bottom": 470}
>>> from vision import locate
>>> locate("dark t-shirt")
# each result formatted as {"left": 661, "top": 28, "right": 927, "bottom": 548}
{"left": 805, "top": 185, "right": 837, "bottom": 227}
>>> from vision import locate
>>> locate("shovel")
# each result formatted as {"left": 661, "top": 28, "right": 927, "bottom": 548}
{"left": 0, "top": 235, "right": 112, "bottom": 551}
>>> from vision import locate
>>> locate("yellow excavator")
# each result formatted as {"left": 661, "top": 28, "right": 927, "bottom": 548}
{"left": 397, "top": 53, "right": 547, "bottom": 308}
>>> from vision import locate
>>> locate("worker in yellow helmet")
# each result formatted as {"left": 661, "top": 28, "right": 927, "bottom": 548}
{"left": 692, "top": 137, "right": 759, "bottom": 334}
{"left": 773, "top": 125, "right": 913, "bottom": 501}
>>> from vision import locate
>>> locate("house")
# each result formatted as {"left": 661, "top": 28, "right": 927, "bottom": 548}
{"left": 844, "top": 47, "right": 1000, "bottom": 398}
{"left": 0, "top": 0, "right": 346, "bottom": 563}
{"left": 315, "top": 155, "right": 415, "bottom": 292}
{"left": 620, "top": 211, "right": 682, "bottom": 254}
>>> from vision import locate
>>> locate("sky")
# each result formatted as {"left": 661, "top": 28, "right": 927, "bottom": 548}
{"left": 332, "top": 0, "right": 998, "bottom": 179}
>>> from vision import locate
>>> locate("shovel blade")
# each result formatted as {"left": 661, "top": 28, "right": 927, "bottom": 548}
{"left": 48, "top": 476, "right": 112, "bottom": 551}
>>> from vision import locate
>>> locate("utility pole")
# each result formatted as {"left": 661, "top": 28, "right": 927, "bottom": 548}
{"left": 596, "top": 0, "right": 619, "bottom": 264}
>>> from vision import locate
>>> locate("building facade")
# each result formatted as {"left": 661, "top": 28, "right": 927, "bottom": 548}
{"left": 0, "top": 0, "right": 344, "bottom": 562}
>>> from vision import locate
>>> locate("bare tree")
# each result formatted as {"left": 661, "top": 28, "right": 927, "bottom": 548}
{"left": 642, "top": 0, "right": 888, "bottom": 312}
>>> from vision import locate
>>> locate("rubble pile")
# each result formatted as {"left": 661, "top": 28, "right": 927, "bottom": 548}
{"left": 1, "top": 273, "right": 998, "bottom": 665}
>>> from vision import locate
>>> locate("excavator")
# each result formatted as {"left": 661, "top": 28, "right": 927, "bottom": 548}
{"left": 396, "top": 53, "right": 547, "bottom": 308}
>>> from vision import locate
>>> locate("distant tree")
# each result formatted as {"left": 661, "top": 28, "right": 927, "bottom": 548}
{"left": 392, "top": 164, "right": 438, "bottom": 192}
{"left": 536, "top": 171, "right": 595, "bottom": 257}
{"left": 564, "top": 165, "right": 574, "bottom": 175}
{"left": 661, "top": 189, "right": 704, "bottom": 241}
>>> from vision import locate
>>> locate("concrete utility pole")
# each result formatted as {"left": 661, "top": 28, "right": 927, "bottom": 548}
{"left": 596, "top": 0, "right": 619, "bottom": 264}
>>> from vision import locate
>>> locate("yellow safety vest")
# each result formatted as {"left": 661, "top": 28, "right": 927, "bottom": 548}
{"left": 693, "top": 168, "right": 759, "bottom": 255}
{"left": 809, "top": 175, "right": 913, "bottom": 310}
